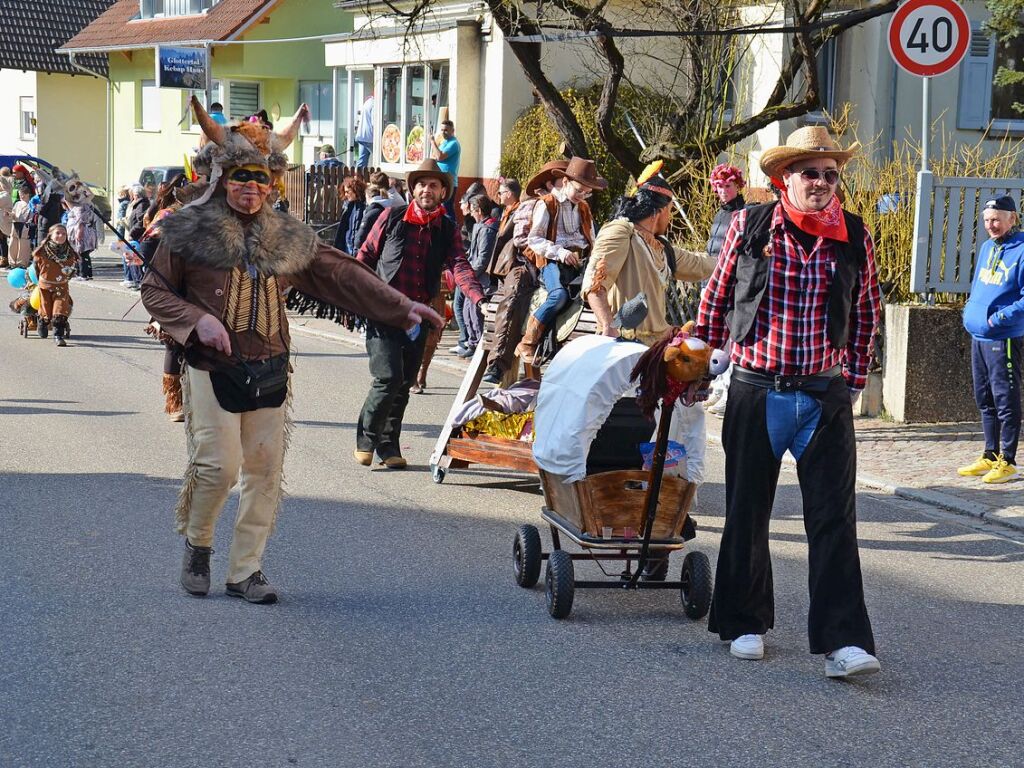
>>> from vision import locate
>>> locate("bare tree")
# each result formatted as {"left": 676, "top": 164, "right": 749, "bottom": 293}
{"left": 350, "top": 0, "right": 899, "bottom": 189}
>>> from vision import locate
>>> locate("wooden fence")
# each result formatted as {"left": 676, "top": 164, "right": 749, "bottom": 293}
{"left": 282, "top": 164, "right": 384, "bottom": 233}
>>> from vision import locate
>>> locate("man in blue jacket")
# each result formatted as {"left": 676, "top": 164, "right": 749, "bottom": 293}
{"left": 959, "top": 195, "right": 1024, "bottom": 484}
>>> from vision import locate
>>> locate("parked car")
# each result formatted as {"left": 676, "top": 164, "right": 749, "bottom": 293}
{"left": 0, "top": 153, "right": 111, "bottom": 220}
{"left": 139, "top": 166, "right": 186, "bottom": 190}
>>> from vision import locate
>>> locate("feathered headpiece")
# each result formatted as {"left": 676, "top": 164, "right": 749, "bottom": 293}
{"left": 709, "top": 163, "right": 745, "bottom": 188}
{"left": 630, "top": 160, "right": 674, "bottom": 199}
{"left": 188, "top": 95, "right": 308, "bottom": 208}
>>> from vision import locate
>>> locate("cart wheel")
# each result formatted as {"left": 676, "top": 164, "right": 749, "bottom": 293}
{"left": 545, "top": 550, "right": 575, "bottom": 619}
{"left": 680, "top": 550, "right": 713, "bottom": 620}
{"left": 37, "top": 320, "right": 48, "bottom": 339}
{"left": 430, "top": 463, "right": 445, "bottom": 484}
{"left": 513, "top": 525, "right": 542, "bottom": 588}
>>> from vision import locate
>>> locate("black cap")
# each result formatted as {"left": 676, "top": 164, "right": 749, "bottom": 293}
{"left": 983, "top": 194, "right": 1017, "bottom": 213}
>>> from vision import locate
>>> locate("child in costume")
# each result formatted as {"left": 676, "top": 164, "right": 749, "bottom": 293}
{"left": 32, "top": 224, "right": 79, "bottom": 346}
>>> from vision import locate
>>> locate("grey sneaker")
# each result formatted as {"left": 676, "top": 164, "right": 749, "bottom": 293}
{"left": 825, "top": 646, "right": 880, "bottom": 678}
{"left": 226, "top": 571, "right": 278, "bottom": 604}
{"left": 180, "top": 540, "right": 212, "bottom": 596}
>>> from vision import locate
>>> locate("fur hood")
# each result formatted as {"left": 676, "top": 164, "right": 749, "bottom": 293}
{"left": 160, "top": 196, "right": 318, "bottom": 274}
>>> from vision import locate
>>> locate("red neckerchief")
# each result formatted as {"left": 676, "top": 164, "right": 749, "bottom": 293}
{"left": 403, "top": 200, "right": 445, "bottom": 226}
{"left": 773, "top": 183, "right": 848, "bottom": 243}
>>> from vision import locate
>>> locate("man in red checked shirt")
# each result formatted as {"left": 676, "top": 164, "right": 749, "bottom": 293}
{"left": 694, "top": 127, "right": 882, "bottom": 679}
{"left": 355, "top": 159, "right": 484, "bottom": 469}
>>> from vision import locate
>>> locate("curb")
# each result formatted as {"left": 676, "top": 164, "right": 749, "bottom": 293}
{"left": 704, "top": 430, "right": 1024, "bottom": 536}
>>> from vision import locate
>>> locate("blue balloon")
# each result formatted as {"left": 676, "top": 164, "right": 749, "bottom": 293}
{"left": 27, "top": 263, "right": 37, "bottom": 284}
{"left": 7, "top": 268, "right": 27, "bottom": 289}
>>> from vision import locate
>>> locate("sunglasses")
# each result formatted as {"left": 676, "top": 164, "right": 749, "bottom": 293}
{"left": 227, "top": 167, "right": 272, "bottom": 186}
{"left": 796, "top": 168, "right": 840, "bottom": 185}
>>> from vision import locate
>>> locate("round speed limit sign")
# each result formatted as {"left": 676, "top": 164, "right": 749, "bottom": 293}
{"left": 888, "top": 0, "right": 971, "bottom": 77}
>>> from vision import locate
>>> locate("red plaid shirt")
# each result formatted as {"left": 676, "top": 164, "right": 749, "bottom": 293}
{"left": 356, "top": 207, "right": 483, "bottom": 305}
{"left": 695, "top": 204, "right": 881, "bottom": 390}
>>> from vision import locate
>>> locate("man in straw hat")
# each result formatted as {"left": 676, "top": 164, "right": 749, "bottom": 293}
{"left": 481, "top": 159, "right": 567, "bottom": 384}
{"left": 516, "top": 157, "right": 607, "bottom": 366}
{"left": 693, "top": 126, "right": 882, "bottom": 678}
{"left": 142, "top": 97, "right": 442, "bottom": 604}
{"left": 355, "top": 158, "right": 484, "bottom": 468}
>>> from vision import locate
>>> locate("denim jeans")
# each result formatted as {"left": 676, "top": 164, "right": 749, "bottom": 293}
{"left": 533, "top": 262, "right": 569, "bottom": 326}
{"left": 452, "top": 287, "right": 468, "bottom": 347}
{"left": 356, "top": 141, "right": 372, "bottom": 169}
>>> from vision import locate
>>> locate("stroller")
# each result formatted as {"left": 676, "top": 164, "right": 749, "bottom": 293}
{"left": 514, "top": 334, "right": 713, "bottom": 619}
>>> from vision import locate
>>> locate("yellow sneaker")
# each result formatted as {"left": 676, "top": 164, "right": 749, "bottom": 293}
{"left": 958, "top": 456, "right": 997, "bottom": 476}
{"left": 982, "top": 456, "right": 1017, "bottom": 484}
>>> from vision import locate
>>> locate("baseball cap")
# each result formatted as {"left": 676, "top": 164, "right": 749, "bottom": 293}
{"left": 983, "top": 194, "right": 1017, "bottom": 213}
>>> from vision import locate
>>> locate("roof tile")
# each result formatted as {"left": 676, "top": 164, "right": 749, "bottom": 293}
{"left": 61, "top": 0, "right": 275, "bottom": 53}
{"left": 0, "top": 0, "right": 118, "bottom": 75}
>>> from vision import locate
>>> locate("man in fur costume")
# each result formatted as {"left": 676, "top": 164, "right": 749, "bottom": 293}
{"left": 141, "top": 97, "right": 442, "bottom": 604}
{"left": 32, "top": 224, "right": 79, "bottom": 346}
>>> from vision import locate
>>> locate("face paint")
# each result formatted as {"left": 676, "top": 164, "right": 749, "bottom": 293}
{"left": 226, "top": 165, "right": 272, "bottom": 188}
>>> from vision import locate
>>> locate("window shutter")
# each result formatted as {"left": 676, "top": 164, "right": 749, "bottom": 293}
{"left": 228, "top": 82, "right": 260, "bottom": 121}
{"left": 958, "top": 25, "right": 995, "bottom": 130}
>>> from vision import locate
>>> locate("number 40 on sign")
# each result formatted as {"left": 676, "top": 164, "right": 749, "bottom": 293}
{"left": 887, "top": 0, "right": 971, "bottom": 77}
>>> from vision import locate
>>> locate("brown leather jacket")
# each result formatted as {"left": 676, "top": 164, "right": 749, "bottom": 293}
{"left": 142, "top": 239, "right": 413, "bottom": 372}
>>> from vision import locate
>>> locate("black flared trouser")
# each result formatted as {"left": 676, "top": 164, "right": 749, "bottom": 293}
{"left": 708, "top": 376, "right": 875, "bottom": 655}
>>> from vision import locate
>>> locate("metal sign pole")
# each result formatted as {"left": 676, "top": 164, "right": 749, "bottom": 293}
{"left": 921, "top": 75, "right": 930, "bottom": 172}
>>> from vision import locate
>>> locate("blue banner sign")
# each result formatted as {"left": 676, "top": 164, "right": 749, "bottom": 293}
{"left": 156, "top": 46, "right": 208, "bottom": 90}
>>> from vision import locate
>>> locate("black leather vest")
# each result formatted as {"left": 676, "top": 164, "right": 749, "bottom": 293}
{"left": 725, "top": 202, "right": 866, "bottom": 350}
{"left": 376, "top": 205, "right": 453, "bottom": 299}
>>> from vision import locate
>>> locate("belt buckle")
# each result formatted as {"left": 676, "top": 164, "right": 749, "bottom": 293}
{"left": 773, "top": 375, "right": 785, "bottom": 392}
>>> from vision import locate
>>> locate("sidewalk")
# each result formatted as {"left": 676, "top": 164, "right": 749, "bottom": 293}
{"left": 71, "top": 256, "right": 1024, "bottom": 535}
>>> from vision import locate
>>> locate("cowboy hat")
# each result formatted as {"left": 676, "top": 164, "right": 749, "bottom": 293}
{"left": 553, "top": 157, "right": 608, "bottom": 191}
{"left": 406, "top": 159, "right": 452, "bottom": 197}
{"left": 525, "top": 159, "right": 569, "bottom": 197}
{"left": 759, "top": 126, "right": 860, "bottom": 180}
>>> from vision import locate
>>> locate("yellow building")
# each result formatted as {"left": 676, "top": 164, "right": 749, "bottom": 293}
{"left": 61, "top": 0, "right": 351, "bottom": 190}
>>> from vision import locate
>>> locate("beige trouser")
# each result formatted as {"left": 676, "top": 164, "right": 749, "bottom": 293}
{"left": 179, "top": 367, "right": 287, "bottom": 583}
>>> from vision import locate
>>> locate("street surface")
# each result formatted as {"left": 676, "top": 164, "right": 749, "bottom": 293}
{"left": 4, "top": 285, "right": 1024, "bottom": 767}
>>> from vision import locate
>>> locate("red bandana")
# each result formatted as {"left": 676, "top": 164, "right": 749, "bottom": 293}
{"left": 403, "top": 201, "right": 445, "bottom": 226}
{"left": 775, "top": 184, "right": 848, "bottom": 243}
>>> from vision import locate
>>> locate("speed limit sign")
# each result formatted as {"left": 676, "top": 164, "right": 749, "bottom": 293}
{"left": 888, "top": 0, "right": 971, "bottom": 77}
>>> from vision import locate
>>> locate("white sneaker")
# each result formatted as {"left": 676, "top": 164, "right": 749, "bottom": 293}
{"left": 119, "top": 280, "right": 133, "bottom": 287}
{"left": 825, "top": 646, "right": 880, "bottom": 678}
{"left": 729, "top": 634, "right": 765, "bottom": 660}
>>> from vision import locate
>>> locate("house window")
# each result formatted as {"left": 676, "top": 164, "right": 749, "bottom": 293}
{"left": 299, "top": 81, "right": 333, "bottom": 137}
{"left": 227, "top": 81, "right": 261, "bottom": 122}
{"left": 959, "top": 25, "right": 1024, "bottom": 130}
{"left": 800, "top": 36, "right": 838, "bottom": 124}
{"left": 139, "top": 80, "right": 160, "bottom": 131}
{"left": 185, "top": 81, "right": 223, "bottom": 131}
{"left": 19, "top": 97, "right": 36, "bottom": 140}
{"left": 139, "top": 0, "right": 218, "bottom": 18}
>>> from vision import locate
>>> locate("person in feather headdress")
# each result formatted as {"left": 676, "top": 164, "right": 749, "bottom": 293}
{"left": 141, "top": 96, "right": 443, "bottom": 605}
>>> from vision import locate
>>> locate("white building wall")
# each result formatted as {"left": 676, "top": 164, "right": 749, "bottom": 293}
{"left": 0, "top": 70, "right": 38, "bottom": 158}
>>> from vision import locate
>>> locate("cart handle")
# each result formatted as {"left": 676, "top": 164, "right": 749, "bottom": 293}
{"left": 627, "top": 401, "right": 673, "bottom": 588}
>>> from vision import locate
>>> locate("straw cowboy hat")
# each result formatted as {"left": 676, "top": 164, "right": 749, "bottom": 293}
{"left": 759, "top": 126, "right": 860, "bottom": 180}
{"left": 405, "top": 159, "right": 452, "bottom": 197}
{"left": 553, "top": 157, "right": 609, "bottom": 191}
{"left": 525, "top": 159, "right": 569, "bottom": 197}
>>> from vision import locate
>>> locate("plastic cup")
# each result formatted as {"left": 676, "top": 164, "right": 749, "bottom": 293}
{"left": 602, "top": 526, "right": 613, "bottom": 539}
{"left": 623, "top": 526, "right": 637, "bottom": 539}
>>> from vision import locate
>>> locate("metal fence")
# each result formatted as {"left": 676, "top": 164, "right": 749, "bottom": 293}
{"left": 910, "top": 173, "right": 1024, "bottom": 294}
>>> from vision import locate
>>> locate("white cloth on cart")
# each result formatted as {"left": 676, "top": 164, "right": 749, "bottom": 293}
{"left": 533, "top": 335, "right": 647, "bottom": 483}
{"left": 533, "top": 334, "right": 709, "bottom": 484}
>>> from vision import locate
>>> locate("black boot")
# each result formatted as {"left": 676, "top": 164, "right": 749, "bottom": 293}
{"left": 53, "top": 318, "right": 66, "bottom": 347}
{"left": 482, "top": 361, "right": 505, "bottom": 386}
{"left": 180, "top": 540, "right": 213, "bottom": 596}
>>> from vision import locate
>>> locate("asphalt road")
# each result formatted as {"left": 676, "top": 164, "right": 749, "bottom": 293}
{"left": 3, "top": 286, "right": 1024, "bottom": 768}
